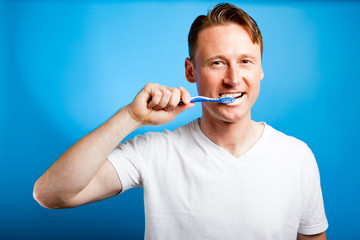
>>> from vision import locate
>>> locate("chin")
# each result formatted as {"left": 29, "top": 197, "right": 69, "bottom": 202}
{"left": 217, "top": 110, "right": 248, "bottom": 123}
{"left": 202, "top": 104, "right": 251, "bottom": 123}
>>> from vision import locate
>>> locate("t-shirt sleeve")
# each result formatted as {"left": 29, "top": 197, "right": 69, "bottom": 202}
{"left": 107, "top": 133, "right": 150, "bottom": 193}
{"left": 298, "top": 146, "right": 329, "bottom": 235}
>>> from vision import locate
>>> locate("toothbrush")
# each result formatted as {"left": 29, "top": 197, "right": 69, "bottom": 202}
{"left": 180, "top": 96, "right": 235, "bottom": 104}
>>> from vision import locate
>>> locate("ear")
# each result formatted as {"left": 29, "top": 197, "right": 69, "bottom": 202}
{"left": 260, "top": 68, "right": 264, "bottom": 81}
{"left": 185, "top": 58, "right": 196, "bottom": 83}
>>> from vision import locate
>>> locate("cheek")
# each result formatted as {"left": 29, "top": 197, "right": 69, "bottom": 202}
{"left": 195, "top": 70, "right": 221, "bottom": 92}
{"left": 242, "top": 67, "right": 258, "bottom": 78}
{"left": 245, "top": 68, "right": 263, "bottom": 88}
{"left": 249, "top": 78, "right": 261, "bottom": 92}
{"left": 249, "top": 79, "right": 261, "bottom": 102}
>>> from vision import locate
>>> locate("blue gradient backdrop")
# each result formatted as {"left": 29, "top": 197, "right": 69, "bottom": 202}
{"left": 2, "top": 1, "right": 360, "bottom": 239}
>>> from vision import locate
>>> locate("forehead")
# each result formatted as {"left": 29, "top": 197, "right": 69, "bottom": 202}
{"left": 195, "top": 23, "right": 261, "bottom": 60}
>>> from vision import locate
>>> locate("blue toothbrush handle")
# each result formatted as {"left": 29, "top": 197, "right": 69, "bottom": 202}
{"left": 189, "top": 96, "right": 217, "bottom": 103}
{"left": 179, "top": 96, "right": 215, "bottom": 104}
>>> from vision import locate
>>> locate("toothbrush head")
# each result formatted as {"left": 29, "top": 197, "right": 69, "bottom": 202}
{"left": 219, "top": 97, "right": 235, "bottom": 104}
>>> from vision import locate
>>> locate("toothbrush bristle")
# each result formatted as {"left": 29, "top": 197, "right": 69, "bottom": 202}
{"left": 220, "top": 97, "right": 235, "bottom": 104}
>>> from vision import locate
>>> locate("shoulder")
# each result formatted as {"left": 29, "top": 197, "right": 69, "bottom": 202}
{"left": 262, "top": 124, "right": 320, "bottom": 181}
{"left": 263, "top": 123, "right": 315, "bottom": 161}
{"left": 124, "top": 119, "right": 197, "bottom": 146}
{"left": 265, "top": 124, "right": 311, "bottom": 151}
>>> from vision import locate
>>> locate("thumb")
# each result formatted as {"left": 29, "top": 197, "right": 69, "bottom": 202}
{"left": 172, "top": 102, "right": 195, "bottom": 116}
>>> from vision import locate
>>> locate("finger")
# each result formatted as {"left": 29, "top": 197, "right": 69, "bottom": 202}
{"left": 164, "top": 88, "right": 181, "bottom": 110}
{"left": 172, "top": 101, "right": 195, "bottom": 116}
{"left": 152, "top": 88, "right": 172, "bottom": 110}
{"left": 178, "top": 86, "right": 191, "bottom": 104}
{"left": 147, "top": 87, "right": 163, "bottom": 109}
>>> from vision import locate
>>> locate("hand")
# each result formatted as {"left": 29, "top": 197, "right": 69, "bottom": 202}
{"left": 127, "top": 83, "right": 195, "bottom": 126}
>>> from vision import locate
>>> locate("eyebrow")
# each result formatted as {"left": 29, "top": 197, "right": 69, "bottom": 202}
{"left": 240, "top": 54, "right": 257, "bottom": 62}
{"left": 204, "top": 54, "right": 257, "bottom": 64}
{"left": 204, "top": 55, "right": 226, "bottom": 64}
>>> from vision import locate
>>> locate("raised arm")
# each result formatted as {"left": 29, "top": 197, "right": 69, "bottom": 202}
{"left": 33, "top": 83, "right": 194, "bottom": 209}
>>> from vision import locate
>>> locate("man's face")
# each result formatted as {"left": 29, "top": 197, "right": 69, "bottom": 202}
{"left": 185, "top": 23, "right": 264, "bottom": 123}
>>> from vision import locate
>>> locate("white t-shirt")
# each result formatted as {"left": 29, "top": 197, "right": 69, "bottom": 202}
{"left": 108, "top": 119, "right": 328, "bottom": 240}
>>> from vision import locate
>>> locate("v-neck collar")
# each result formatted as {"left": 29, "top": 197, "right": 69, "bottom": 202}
{"left": 190, "top": 118, "right": 268, "bottom": 161}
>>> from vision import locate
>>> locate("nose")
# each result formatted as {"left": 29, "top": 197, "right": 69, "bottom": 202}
{"left": 223, "top": 65, "right": 241, "bottom": 87}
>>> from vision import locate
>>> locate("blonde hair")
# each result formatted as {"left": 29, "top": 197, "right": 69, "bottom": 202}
{"left": 188, "top": 3, "right": 263, "bottom": 60}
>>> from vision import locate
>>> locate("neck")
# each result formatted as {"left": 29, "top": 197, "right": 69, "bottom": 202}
{"left": 199, "top": 114, "right": 264, "bottom": 158}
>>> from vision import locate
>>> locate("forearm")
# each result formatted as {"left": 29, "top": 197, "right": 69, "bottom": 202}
{"left": 33, "top": 105, "right": 141, "bottom": 207}
{"left": 34, "top": 84, "right": 193, "bottom": 208}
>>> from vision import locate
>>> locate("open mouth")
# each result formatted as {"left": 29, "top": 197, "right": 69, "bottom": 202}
{"left": 219, "top": 92, "right": 245, "bottom": 99}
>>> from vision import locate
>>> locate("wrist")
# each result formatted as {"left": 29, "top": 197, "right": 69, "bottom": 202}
{"left": 123, "top": 105, "right": 145, "bottom": 129}
{"left": 105, "top": 106, "right": 143, "bottom": 140}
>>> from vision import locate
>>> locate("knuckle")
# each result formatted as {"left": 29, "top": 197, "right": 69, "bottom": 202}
{"left": 145, "top": 83, "right": 160, "bottom": 89}
{"left": 178, "top": 86, "right": 188, "bottom": 95}
{"left": 145, "top": 83, "right": 153, "bottom": 88}
{"left": 173, "top": 88, "right": 181, "bottom": 95}
{"left": 154, "top": 90, "right": 163, "bottom": 98}
{"left": 163, "top": 90, "right": 171, "bottom": 98}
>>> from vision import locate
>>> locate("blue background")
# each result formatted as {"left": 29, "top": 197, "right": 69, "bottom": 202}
{"left": 2, "top": 0, "right": 360, "bottom": 239}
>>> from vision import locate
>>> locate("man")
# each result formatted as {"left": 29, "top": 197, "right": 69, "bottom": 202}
{"left": 33, "top": 3, "right": 328, "bottom": 239}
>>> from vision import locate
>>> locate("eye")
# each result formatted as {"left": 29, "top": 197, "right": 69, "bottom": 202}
{"left": 242, "top": 59, "right": 250, "bottom": 64}
{"left": 208, "top": 59, "right": 227, "bottom": 68}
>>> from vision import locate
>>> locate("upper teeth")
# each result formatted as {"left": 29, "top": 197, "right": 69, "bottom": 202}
{"left": 219, "top": 93, "right": 244, "bottom": 98}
